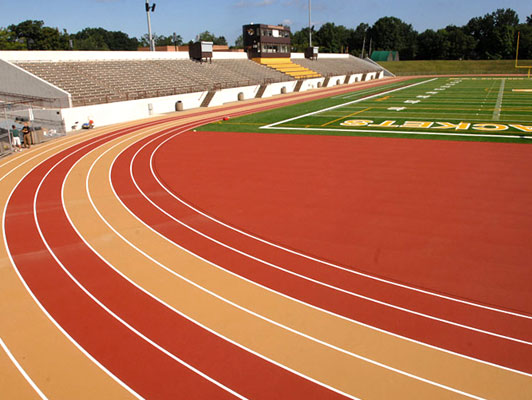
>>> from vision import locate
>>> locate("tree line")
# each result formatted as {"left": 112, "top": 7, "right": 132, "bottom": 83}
{"left": 0, "top": 20, "right": 227, "bottom": 51}
{"left": 1, "top": 8, "right": 531, "bottom": 60}
{"left": 290, "top": 8, "right": 532, "bottom": 60}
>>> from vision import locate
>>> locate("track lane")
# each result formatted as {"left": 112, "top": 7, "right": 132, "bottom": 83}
{"left": 5, "top": 128, "right": 242, "bottom": 399}
{"left": 110, "top": 129, "right": 532, "bottom": 374}
{"left": 0, "top": 125, "right": 144, "bottom": 400}
{"left": 133, "top": 128, "right": 532, "bottom": 344}
{"left": 103, "top": 119, "right": 532, "bottom": 398}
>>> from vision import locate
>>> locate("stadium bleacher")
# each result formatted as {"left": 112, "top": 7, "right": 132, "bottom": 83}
{"left": 11, "top": 55, "right": 383, "bottom": 107}
{"left": 14, "top": 59, "right": 294, "bottom": 106}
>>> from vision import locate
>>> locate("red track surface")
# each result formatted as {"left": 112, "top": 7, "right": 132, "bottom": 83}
{"left": 109, "top": 129, "right": 532, "bottom": 373}
{"left": 3, "top": 78, "right": 532, "bottom": 399}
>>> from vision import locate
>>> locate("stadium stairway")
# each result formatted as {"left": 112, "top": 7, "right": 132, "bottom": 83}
{"left": 252, "top": 58, "right": 321, "bottom": 79}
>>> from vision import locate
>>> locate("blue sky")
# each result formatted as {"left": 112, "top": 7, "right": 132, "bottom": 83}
{"left": 1, "top": 0, "right": 530, "bottom": 45}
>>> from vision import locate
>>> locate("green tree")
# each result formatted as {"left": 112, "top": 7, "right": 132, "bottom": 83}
{"left": 8, "top": 20, "right": 69, "bottom": 50}
{"left": 233, "top": 34, "right": 243, "bottom": 48}
{"left": 466, "top": 8, "right": 519, "bottom": 59}
{"left": 0, "top": 27, "right": 26, "bottom": 50}
{"left": 416, "top": 29, "right": 448, "bottom": 60}
{"left": 314, "top": 22, "right": 351, "bottom": 53}
{"left": 291, "top": 27, "right": 315, "bottom": 52}
{"left": 370, "top": 17, "right": 418, "bottom": 60}
{"left": 347, "top": 23, "right": 369, "bottom": 57}
{"left": 73, "top": 27, "right": 138, "bottom": 50}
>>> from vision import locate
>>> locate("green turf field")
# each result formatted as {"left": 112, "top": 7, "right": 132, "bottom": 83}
{"left": 198, "top": 77, "right": 532, "bottom": 143}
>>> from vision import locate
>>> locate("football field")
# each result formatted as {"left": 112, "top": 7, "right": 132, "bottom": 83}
{"left": 200, "top": 77, "right": 532, "bottom": 142}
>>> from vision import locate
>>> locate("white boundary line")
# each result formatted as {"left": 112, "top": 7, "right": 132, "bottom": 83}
{"left": 0, "top": 336, "right": 48, "bottom": 399}
{"left": 260, "top": 126, "right": 532, "bottom": 140}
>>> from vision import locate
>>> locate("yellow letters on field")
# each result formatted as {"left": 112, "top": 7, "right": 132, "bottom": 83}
{"left": 473, "top": 124, "right": 509, "bottom": 131}
{"left": 401, "top": 121, "right": 434, "bottom": 129}
{"left": 340, "top": 120, "right": 373, "bottom": 127}
{"left": 433, "top": 122, "right": 471, "bottom": 130}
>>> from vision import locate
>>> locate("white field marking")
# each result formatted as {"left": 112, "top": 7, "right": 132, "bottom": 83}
{"left": 76, "top": 122, "right": 361, "bottom": 400}
{"left": 388, "top": 107, "right": 407, "bottom": 111}
{"left": 427, "top": 91, "right": 438, "bottom": 95}
{"left": 1, "top": 135, "right": 145, "bottom": 400}
{"left": 404, "top": 100, "right": 420, "bottom": 104}
{"left": 0, "top": 336, "right": 48, "bottom": 400}
{"left": 115, "top": 122, "right": 531, "bottom": 380}
{"left": 332, "top": 81, "right": 412, "bottom": 100}
{"left": 101, "top": 125, "right": 493, "bottom": 399}
{"left": 138, "top": 134, "right": 532, "bottom": 346}
{"left": 261, "top": 126, "right": 532, "bottom": 142}
{"left": 145, "top": 127, "right": 532, "bottom": 322}
{"left": 493, "top": 79, "right": 506, "bottom": 121}
{"left": 261, "top": 78, "right": 438, "bottom": 129}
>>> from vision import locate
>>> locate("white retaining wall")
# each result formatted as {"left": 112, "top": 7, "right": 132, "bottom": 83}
{"left": 262, "top": 81, "right": 298, "bottom": 97}
{"left": 326, "top": 75, "right": 347, "bottom": 87}
{"left": 208, "top": 85, "right": 260, "bottom": 107}
{"left": 61, "top": 91, "right": 208, "bottom": 131}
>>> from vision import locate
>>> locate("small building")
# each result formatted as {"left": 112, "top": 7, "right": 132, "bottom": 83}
{"left": 370, "top": 51, "right": 400, "bottom": 62}
{"left": 242, "top": 24, "right": 291, "bottom": 59}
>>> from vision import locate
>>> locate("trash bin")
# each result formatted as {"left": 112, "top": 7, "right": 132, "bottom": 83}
{"left": 238, "top": 92, "right": 244, "bottom": 101}
{"left": 175, "top": 100, "right": 183, "bottom": 111}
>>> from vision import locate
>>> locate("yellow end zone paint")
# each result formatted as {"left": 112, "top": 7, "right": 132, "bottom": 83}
{"left": 340, "top": 119, "right": 532, "bottom": 133}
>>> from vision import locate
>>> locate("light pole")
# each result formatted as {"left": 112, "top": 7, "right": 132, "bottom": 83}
{"left": 145, "top": 0, "right": 156, "bottom": 51}
{"left": 308, "top": 0, "right": 312, "bottom": 47}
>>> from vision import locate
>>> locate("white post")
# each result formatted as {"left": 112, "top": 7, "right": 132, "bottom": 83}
{"left": 146, "top": 0, "right": 154, "bottom": 51}
{"left": 308, "top": 0, "right": 312, "bottom": 47}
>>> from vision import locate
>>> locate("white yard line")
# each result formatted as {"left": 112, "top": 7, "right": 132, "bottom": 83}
{"left": 261, "top": 78, "right": 438, "bottom": 129}
{"left": 493, "top": 79, "right": 506, "bottom": 121}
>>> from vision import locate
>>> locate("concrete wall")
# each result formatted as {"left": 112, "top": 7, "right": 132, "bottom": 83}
{"left": 0, "top": 59, "right": 71, "bottom": 107}
{"left": 209, "top": 85, "right": 260, "bottom": 107}
{"left": 346, "top": 74, "right": 364, "bottom": 84}
{"left": 262, "top": 81, "right": 298, "bottom": 98}
{"left": 61, "top": 91, "right": 207, "bottom": 132}
{"left": 326, "top": 75, "right": 347, "bottom": 87}
{"left": 0, "top": 50, "right": 191, "bottom": 62}
{"left": 298, "top": 77, "right": 326, "bottom": 92}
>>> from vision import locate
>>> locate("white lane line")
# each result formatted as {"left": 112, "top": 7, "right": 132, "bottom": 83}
{"left": 261, "top": 78, "right": 438, "bottom": 129}
{"left": 135, "top": 129, "right": 532, "bottom": 345}
{"left": 493, "top": 79, "right": 506, "bottom": 121}
{"left": 29, "top": 124, "right": 246, "bottom": 399}
{"left": 143, "top": 129, "right": 532, "bottom": 378}
{"left": 146, "top": 133, "right": 532, "bottom": 325}
{"left": 0, "top": 336, "right": 48, "bottom": 400}
{"left": 102, "top": 122, "right": 490, "bottom": 399}
{"left": 76, "top": 121, "right": 360, "bottom": 399}
{"left": 2, "top": 133, "right": 146, "bottom": 400}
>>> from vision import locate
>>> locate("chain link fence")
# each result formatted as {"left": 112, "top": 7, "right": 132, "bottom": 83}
{"left": 0, "top": 99, "right": 66, "bottom": 158}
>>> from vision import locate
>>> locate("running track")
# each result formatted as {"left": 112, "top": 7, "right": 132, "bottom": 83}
{"left": 1, "top": 78, "right": 531, "bottom": 399}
